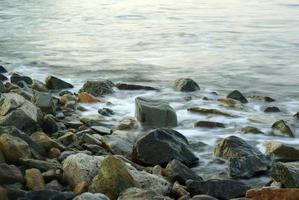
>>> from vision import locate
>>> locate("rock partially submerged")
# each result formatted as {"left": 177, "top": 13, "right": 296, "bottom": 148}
{"left": 116, "top": 83, "right": 158, "bottom": 91}
{"left": 174, "top": 78, "right": 200, "bottom": 92}
{"left": 272, "top": 120, "right": 295, "bottom": 137}
{"left": 79, "top": 80, "right": 114, "bottom": 96}
{"left": 45, "top": 76, "right": 74, "bottom": 90}
{"left": 227, "top": 90, "right": 248, "bottom": 104}
{"left": 132, "top": 128, "right": 198, "bottom": 167}
{"left": 264, "top": 141, "right": 299, "bottom": 161}
{"left": 241, "top": 126, "right": 264, "bottom": 134}
{"left": 194, "top": 121, "right": 225, "bottom": 128}
{"left": 187, "top": 107, "right": 233, "bottom": 117}
{"left": 135, "top": 97, "right": 177, "bottom": 128}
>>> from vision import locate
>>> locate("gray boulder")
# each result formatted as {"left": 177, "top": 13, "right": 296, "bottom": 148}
{"left": 79, "top": 80, "right": 114, "bottom": 97}
{"left": 32, "top": 91, "right": 56, "bottom": 115}
{"left": 135, "top": 97, "right": 177, "bottom": 128}
{"left": 272, "top": 162, "right": 299, "bottom": 188}
{"left": 132, "top": 128, "right": 198, "bottom": 167}
{"left": 45, "top": 76, "right": 73, "bottom": 90}
{"left": 175, "top": 78, "right": 200, "bottom": 92}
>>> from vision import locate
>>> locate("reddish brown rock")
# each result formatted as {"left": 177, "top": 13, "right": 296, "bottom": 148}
{"left": 78, "top": 92, "right": 101, "bottom": 103}
{"left": 246, "top": 187, "right": 299, "bottom": 200}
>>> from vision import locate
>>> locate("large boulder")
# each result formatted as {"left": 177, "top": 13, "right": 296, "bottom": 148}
{"left": 186, "top": 179, "right": 249, "bottom": 199}
{"left": 272, "top": 120, "right": 295, "bottom": 137}
{"left": 132, "top": 128, "right": 198, "bottom": 167}
{"left": 45, "top": 76, "right": 74, "bottom": 90}
{"left": 227, "top": 90, "right": 248, "bottom": 103}
{"left": 32, "top": 91, "right": 56, "bottom": 115}
{"left": 0, "top": 163, "right": 24, "bottom": 184}
{"left": 0, "top": 93, "right": 43, "bottom": 131}
{"left": 272, "top": 162, "right": 299, "bottom": 188}
{"left": 264, "top": 141, "right": 299, "bottom": 161}
{"left": 135, "top": 97, "right": 177, "bottom": 127}
{"left": 63, "top": 153, "right": 104, "bottom": 188}
{"left": 79, "top": 80, "right": 114, "bottom": 97}
{"left": 174, "top": 78, "right": 200, "bottom": 92}
{"left": 214, "top": 136, "right": 268, "bottom": 178}
{"left": 246, "top": 187, "right": 299, "bottom": 200}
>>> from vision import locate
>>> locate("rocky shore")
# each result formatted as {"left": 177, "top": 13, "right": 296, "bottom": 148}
{"left": 0, "top": 66, "right": 299, "bottom": 200}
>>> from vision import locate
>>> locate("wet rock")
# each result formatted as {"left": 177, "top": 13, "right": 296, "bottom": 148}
{"left": 73, "top": 181, "right": 88, "bottom": 195}
{"left": 272, "top": 162, "right": 299, "bottom": 188}
{"left": 80, "top": 115, "right": 105, "bottom": 127}
{"left": 48, "top": 147, "right": 61, "bottom": 158}
{"left": 214, "top": 136, "right": 268, "bottom": 178}
{"left": 246, "top": 187, "right": 299, "bottom": 200}
{"left": 240, "top": 126, "right": 264, "bottom": 134}
{"left": 100, "top": 135, "right": 133, "bottom": 158}
{"left": 0, "top": 133, "right": 31, "bottom": 162}
{"left": 32, "top": 80, "right": 48, "bottom": 92}
{"left": 78, "top": 92, "right": 101, "bottom": 103}
{"left": 191, "top": 195, "right": 218, "bottom": 200}
{"left": 60, "top": 93, "right": 76, "bottom": 106}
{"left": 42, "top": 114, "right": 59, "bottom": 134}
{"left": 0, "top": 163, "right": 24, "bottom": 184}
{"left": 264, "top": 141, "right": 299, "bottom": 161}
{"left": 174, "top": 78, "right": 200, "bottom": 92}
{"left": 45, "top": 180, "right": 64, "bottom": 191}
{"left": 0, "top": 93, "right": 43, "bottom": 131}
{"left": 91, "top": 126, "right": 112, "bottom": 135}
{"left": 264, "top": 106, "right": 280, "bottom": 113}
{"left": 272, "top": 120, "right": 294, "bottom": 137}
{"left": 171, "top": 181, "right": 190, "bottom": 198}
{"left": 0, "top": 74, "right": 8, "bottom": 81}
{"left": 294, "top": 112, "right": 299, "bottom": 120}
{"left": 164, "top": 159, "right": 203, "bottom": 184}
{"left": 264, "top": 96, "right": 276, "bottom": 102}
{"left": 0, "top": 65, "right": 7, "bottom": 73}
{"left": 89, "top": 156, "right": 138, "bottom": 200}
{"left": 45, "top": 76, "right": 73, "bottom": 90}
{"left": 194, "top": 121, "right": 225, "bottom": 128}
{"left": 116, "top": 83, "right": 158, "bottom": 91}
{"left": 42, "top": 169, "right": 63, "bottom": 183}
{"left": 32, "top": 91, "right": 56, "bottom": 115}
{"left": 132, "top": 128, "right": 198, "bottom": 167}
{"left": 135, "top": 97, "right": 177, "bottom": 127}
{"left": 79, "top": 80, "right": 114, "bottom": 97}
{"left": 10, "top": 72, "right": 32, "bottom": 85}
{"left": 218, "top": 98, "right": 244, "bottom": 110}
{"left": 62, "top": 153, "right": 104, "bottom": 188}
{"left": 0, "top": 150, "right": 5, "bottom": 163}
{"left": 25, "top": 168, "right": 45, "bottom": 191}
{"left": 98, "top": 108, "right": 114, "bottom": 116}
{"left": 227, "top": 90, "right": 248, "bottom": 103}
{"left": 116, "top": 117, "right": 138, "bottom": 130}
{"left": 0, "top": 81, "right": 6, "bottom": 93}
{"left": 31, "top": 131, "right": 65, "bottom": 151}
{"left": 0, "top": 186, "right": 7, "bottom": 200}
{"left": 20, "top": 158, "right": 61, "bottom": 172}
{"left": 187, "top": 107, "right": 232, "bottom": 117}
{"left": 186, "top": 179, "right": 249, "bottom": 199}
{"left": 24, "top": 190, "right": 75, "bottom": 200}
{"left": 118, "top": 187, "right": 170, "bottom": 200}
{"left": 74, "top": 192, "right": 110, "bottom": 200}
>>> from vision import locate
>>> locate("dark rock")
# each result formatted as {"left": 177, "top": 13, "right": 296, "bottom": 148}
{"left": 91, "top": 126, "right": 112, "bottom": 135}
{"left": 187, "top": 107, "right": 232, "bottom": 117}
{"left": 227, "top": 90, "right": 248, "bottom": 104}
{"left": 0, "top": 74, "right": 8, "bottom": 81}
{"left": 116, "top": 83, "right": 158, "bottom": 91}
{"left": 24, "top": 190, "right": 75, "bottom": 200}
{"left": 79, "top": 80, "right": 114, "bottom": 97}
{"left": 32, "top": 92, "right": 56, "bottom": 115}
{"left": 0, "top": 163, "right": 24, "bottom": 184}
{"left": 194, "top": 121, "right": 225, "bottom": 128}
{"left": 42, "top": 114, "right": 59, "bottom": 134}
{"left": 294, "top": 112, "right": 299, "bottom": 120}
{"left": 10, "top": 72, "right": 32, "bottom": 85}
{"left": 265, "top": 141, "right": 299, "bottom": 161}
{"left": 164, "top": 159, "right": 203, "bottom": 184}
{"left": 272, "top": 120, "right": 294, "bottom": 137}
{"left": 264, "top": 106, "right": 280, "bottom": 113}
{"left": 45, "top": 180, "right": 64, "bottom": 191}
{"left": 186, "top": 179, "right": 249, "bottom": 199}
{"left": 98, "top": 108, "right": 114, "bottom": 116}
{"left": 175, "top": 78, "right": 200, "bottom": 92}
{"left": 240, "top": 126, "right": 264, "bottom": 134}
{"left": 272, "top": 162, "right": 299, "bottom": 188}
{"left": 132, "top": 128, "right": 198, "bottom": 167}
{"left": 100, "top": 135, "right": 133, "bottom": 158}
{"left": 264, "top": 96, "right": 275, "bottom": 102}
{"left": 135, "top": 97, "right": 177, "bottom": 128}
{"left": 0, "top": 81, "right": 6, "bottom": 93}
{"left": 32, "top": 80, "right": 48, "bottom": 92}
{"left": 20, "top": 158, "right": 61, "bottom": 172}
{"left": 45, "top": 76, "right": 73, "bottom": 90}
{"left": 0, "top": 65, "right": 7, "bottom": 73}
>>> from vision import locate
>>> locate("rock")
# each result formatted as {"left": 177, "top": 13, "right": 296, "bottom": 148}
{"left": 264, "top": 141, "right": 299, "bottom": 161}
{"left": 89, "top": 156, "right": 138, "bottom": 200}
{"left": 0, "top": 186, "right": 7, "bottom": 200}
{"left": 91, "top": 126, "right": 112, "bottom": 135}
{"left": 171, "top": 181, "right": 190, "bottom": 198}
{"left": 116, "top": 83, "right": 158, "bottom": 91}
{"left": 132, "top": 128, "right": 198, "bottom": 167}
{"left": 0, "top": 134, "right": 31, "bottom": 162}
{"left": 0, "top": 74, "right": 8, "bottom": 81}
{"left": 32, "top": 80, "right": 48, "bottom": 92}
{"left": 98, "top": 108, "right": 114, "bottom": 116}
{"left": 264, "top": 106, "right": 280, "bottom": 113}
{"left": 25, "top": 168, "right": 45, "bottom": 191}
{"left": 10, "top": 72, "right": 32, "bottom": 85}
{"left": 32, "top": 91, "right": 56, "bottom": 115}
{"left": 62, "top": 153, "right": 104, "bottom": 188}
{"left": 187, "top": 107, "right": 232, "bottom": 117}
{"left": 0, "top": 93, "right": 43, "bottom": 131}
{"left": 0, "top": 81, "right": 6, "bottom": 93}
{"left": 294, "top": 112, "right": 299, "bottom": 120}
{"left": 174, "top": 78, "right": 200, "bottom": 92}
{"left": 191, "top": 195, "right": 218, "bottom": 200}
{"left": 48, "top": 148, "right": 61, "bottom": 158}
{"left": 0, "top": 150, "right": 5, "bottom": 163}
{"left": 272, "top": 162, "right": 299, "bottom": 188}
{"left": 0, "top": 65, "right": 7, "bottom": 73}
{"left": 118, "top": 187, "right": 169, "bottom": 200}
{"left": 240, "top": 126, "right": 263, "bottom": 134}
{"left": 60, "top": 93, "right": 76, "bottom": 105}
{"left": 78, "top": 92, "right": 101, "bottom": 103}
{"left": 152, "top": 165, "right": 163, "bottom": 176}
{"left": 20, "top": 158, "right": 61, "bottom": 172}
{"left": 264, "top": 96, "right": 276, "bottom": 102}
{"left": 116, "top": 117, "right": 138, "bottom": 130}
{"left": 218, "top": 98, "right": 244, "bottom": 110}
{"left": 45, "top": 76, "right": 73, "bottom": 90}
{"left": 73, "top": 181, "right": 88, "bottom": 195}
{"left": 246, "top": 187, "right": 299, "bottom": 200}
{"left": 80, "top": 115, "right": 105, "bottom": 127}
{"left": 0, "top": 163, "right": 24, "bottom": 184}
{"left": 214, "top": 136, "right": 268, "bottom": 178}
{"left": 164, "top": 159, "right": 203, "bottom": 184}
{"left": 272, "top": 120, "right": 294, "bottom": 137}
{"left": 45, "top": 180, "right": 64, "bottom": 191}
{"left": 194, "top": 121, "right": 225, "bottom": 128}
{"left": 100, "top": 135, "right": 133, "bottom": 158}
{"left": 186, "top": 179, "right": 249, "bottom": 199}
{"left": 135, "top": 97, "right": 177, "bottom": 127}
{"left": 24, "top": 190, "right": 75, "bottom": 200}
{"left": 79, "top": 80, "right": 114, "bottom": 97}
{"left": 42, "top": 114, "right": 59, "bottom": 134}
{"left": 227, "top": 90, "right": 248, "bottom": 103}
{"left": 31, "top": 131, "right": 65, "bottom": 151}
{"left": 74, "top": 192, "right": 110, "bottom": 200}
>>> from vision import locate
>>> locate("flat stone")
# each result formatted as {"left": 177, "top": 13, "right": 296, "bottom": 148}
{"left": 194, "top": 121, "right": 225, "bottom": 128}
{"left": 116, "top": 83, "right": 158, "bottom": 91}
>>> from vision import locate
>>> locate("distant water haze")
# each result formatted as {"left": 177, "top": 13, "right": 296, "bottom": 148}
{"left": 0, "top": 0, "right": 299, "bottom": 97}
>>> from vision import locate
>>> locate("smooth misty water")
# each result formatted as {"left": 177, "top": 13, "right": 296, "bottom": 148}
{"left": 1, "top": 0, "right": 299, "bottom": 185}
